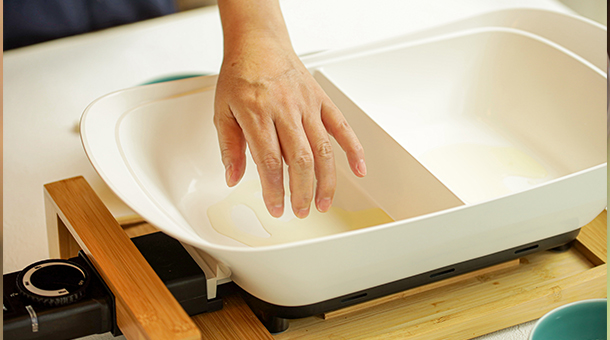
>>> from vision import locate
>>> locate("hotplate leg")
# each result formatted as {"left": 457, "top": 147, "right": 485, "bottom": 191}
{"left": 549, "top": 241, "right": 574, "bottom": 253}
{"left": 255, "top": 312, "right": 289, "bottom": 334}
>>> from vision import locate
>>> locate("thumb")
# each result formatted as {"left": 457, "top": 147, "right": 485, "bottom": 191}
{"left": 214, "top": 107, "right": 247, "bottom": 187}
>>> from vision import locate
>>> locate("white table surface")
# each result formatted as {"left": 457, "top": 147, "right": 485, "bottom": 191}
{"left": 4, "top": 1, "right": 581, "bottom": 339}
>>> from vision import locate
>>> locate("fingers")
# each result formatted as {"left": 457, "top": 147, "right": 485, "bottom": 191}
{"left": 303, "top": 115, "right": 336, "bottom": 213}
{"left": 321, "top": 100, "right": 366, "bottom": 178}
{"left": 214, "top": 106, "right": 247, "bottom": 187}
{"left": 215, "top": 100, "right": 361, "bottom": 219}
{"left": 276, "top": 117, "right": 315, "bottom": 218}
{"left": 238, "top": 113, "right": 286, "bottom": 218}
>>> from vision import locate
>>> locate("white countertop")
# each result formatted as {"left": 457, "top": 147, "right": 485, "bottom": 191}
{"left": 3, "top": 1, "right": 583, "bottom": 338}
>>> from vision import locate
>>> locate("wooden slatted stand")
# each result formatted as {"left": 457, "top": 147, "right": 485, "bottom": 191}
{"left": 45, "top": 176, "right": 606, "bottom": 340}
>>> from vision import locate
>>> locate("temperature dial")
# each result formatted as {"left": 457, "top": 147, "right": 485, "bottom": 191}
{"left": 16, "top": 259, "right": 90, "bottom": 306}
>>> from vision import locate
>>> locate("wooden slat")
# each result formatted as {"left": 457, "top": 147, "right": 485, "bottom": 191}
{"left": 193, "top": 293, "right": 275, "bottom": 340}
{"left": 117, "top": 214, "right": 148, "bottom": 227}
{"left": 384, "top": 265, "right": 606, "bottom": 340}
{"left": 57, "top": 216, "right": 82, "bottom": 259}
{"left": 123, "top": 221, "right": 159, "bottom": 238}
{"left": 323, "top": 259, "right": 520, "bottom": 320}
{"left": 44, "top": 176, "right": 201, "bottom": 340}
{"left": 45, "top": 194, "right": 81, "bottom": 259}
{"left": 574, "top": 209, "right": 606, "bottom": 266}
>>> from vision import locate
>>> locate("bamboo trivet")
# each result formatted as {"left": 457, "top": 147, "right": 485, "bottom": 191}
{"left": 46, "top": 176, "right": 606, "bottom": 340}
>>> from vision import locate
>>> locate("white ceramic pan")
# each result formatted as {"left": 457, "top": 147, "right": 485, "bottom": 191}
{"left": 81, "top": 21, "right": 606, "bottom": 307}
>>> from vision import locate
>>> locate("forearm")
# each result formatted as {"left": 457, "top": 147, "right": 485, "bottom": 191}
{"left": 217, "top": 0, "right": 294, "bottom": 57}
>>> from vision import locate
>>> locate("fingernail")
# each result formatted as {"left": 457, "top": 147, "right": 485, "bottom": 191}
{"left": 317, "top": 198, "right": 332, "bottom": 212}
{"left": 270, "top": 205, "right": 284, "bottom": 218}
{"left": 225, "top": 164, "right": 234, "bottom": 186}
{"left": 296, "top": 208, "right": 310, "bottom": 219}
{"left": 356, "top": 159, "right": 367, "bottom": 177}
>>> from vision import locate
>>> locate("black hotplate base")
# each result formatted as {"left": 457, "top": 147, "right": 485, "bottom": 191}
{"left": 237, "top": 229, "right": 580, "bottom": 334}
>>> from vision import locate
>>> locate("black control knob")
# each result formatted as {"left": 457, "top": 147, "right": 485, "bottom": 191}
{"left": 16, "top": 259, "right": 90, "bottom": 306}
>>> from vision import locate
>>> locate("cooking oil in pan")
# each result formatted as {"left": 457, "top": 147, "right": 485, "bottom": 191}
{"left": 207, "top": 180, "right": 393, "bottom": 247}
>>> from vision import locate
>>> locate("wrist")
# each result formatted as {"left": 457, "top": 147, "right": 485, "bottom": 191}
{"left": 223, "top": 30, "right": 293, "bottom": 60}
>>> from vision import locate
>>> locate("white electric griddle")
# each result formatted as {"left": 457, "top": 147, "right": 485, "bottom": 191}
{"left": 80, "top": 9, "right": 607, "bottom": 332}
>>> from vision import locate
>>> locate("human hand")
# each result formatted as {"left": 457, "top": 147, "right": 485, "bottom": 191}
{"left": 214, "top": 41, "right": 366, "bottom": 219}
{"left": 214, "top": 0, "right": 365, "bottom": 219}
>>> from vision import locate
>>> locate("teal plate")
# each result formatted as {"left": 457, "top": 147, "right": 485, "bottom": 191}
{"left": 140, "top": 73, "right": 208, "bottom": 85}
{"left": 530, "top": 299, "right": 607, "bottom": 340}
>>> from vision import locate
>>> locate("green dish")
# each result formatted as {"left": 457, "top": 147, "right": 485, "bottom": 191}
{"left": 530, "top": 299, "right": 607, "bottom": 340}
{"left": 140, "top": 73, "right": 207, "bottom": 85}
